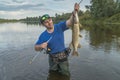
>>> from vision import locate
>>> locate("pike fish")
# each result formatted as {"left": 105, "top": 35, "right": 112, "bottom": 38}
{"left": 70, "top": 10, "right": 82, "bottom": 56}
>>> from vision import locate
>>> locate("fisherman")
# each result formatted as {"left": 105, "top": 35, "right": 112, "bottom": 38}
{"left": 34, "top": 3, "right": 79, "bottom": 76}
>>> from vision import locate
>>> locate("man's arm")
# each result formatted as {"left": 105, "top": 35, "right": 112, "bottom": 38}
{"left": 66, "top": 3, "right": 79, "bottom": 28}
{"left": 34, "top": 42, "right": 47, "bottom": 51}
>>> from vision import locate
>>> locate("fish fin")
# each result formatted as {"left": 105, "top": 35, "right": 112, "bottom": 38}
{"left": 78, "top": 44, "right": 81, "bottom": 48}
{"left": 79, "top": 34, "right": 82, "bottom": 37}
{"left": 79, "top": 23, "right": 82, "bottom": 28}
{"left": 72, "top": 51, "right": 79, "bottom": 56}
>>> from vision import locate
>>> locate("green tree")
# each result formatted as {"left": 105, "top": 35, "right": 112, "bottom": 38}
{"left": 90, "top": 0, "right": 116, "bottom": 18}
{"left": 115, "top": 0, "right": 120, "bottom": 13}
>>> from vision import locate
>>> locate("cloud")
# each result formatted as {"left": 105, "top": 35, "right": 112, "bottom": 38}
{"left": 0, "top": 1, "right": 10, "bottom": 4}
{"left": 53, "top": 0, "right": 65, "bottom": 1}
{"left": 0, "top": 0, "right": 90, "bottom": 19}
{"left": 0, "top": 3, "right": 44, "bottom": 11}
{"left": 12, "top": 0, "right": 24, "bottom": 3}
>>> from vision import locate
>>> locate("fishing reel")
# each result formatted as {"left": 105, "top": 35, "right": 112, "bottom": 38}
{"left": 65, "top": 47, "right": 71, "bottom": 55}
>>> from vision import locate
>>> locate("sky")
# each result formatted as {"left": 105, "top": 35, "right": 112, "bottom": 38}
{"left": 0, "top": 0, "right": 90, "bottom": 19}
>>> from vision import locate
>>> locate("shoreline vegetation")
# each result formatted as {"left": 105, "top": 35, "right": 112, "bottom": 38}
{"left": 0, "top": 0, "right": 120, "bottom": 26}
{"left": 0, "top": 11, "right": 120, "bottom": 26}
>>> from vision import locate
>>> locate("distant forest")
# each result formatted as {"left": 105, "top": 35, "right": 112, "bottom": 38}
{"left": 0, "top": 0, "right": 120, "bottom": 25}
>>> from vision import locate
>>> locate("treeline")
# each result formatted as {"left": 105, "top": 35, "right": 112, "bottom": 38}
{"left": 52, "top": 11, "right": 83, "bottom": 23}
{"left": 20, "top": 17, "right": 40, "bottom": 23}
{"left": 0, "top": 0, "right": 120, "bottom": 25}
{"left": 0, "top": 18, "right": 18, "bottom": 23}
{"left": 19, "top": 17, "right": 40, "bottom": 25}
{"left": 18, "top": 0, "right": 120, "bottom": 25}
{"left": 19, "top": 10, "right": 83, "bottom": 24}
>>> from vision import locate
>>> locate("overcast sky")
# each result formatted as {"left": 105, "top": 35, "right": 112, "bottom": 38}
{"left": 0, "top": 0, "right": 90, "bottom": 19}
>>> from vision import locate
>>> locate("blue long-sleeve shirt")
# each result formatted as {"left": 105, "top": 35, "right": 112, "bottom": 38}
{"left": 35, "top": 21, "right": 69, "bottom": 54}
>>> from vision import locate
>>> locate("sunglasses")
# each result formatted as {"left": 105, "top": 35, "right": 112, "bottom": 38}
{"left": 41, "top": 14, "right": 50, "bottom": 22}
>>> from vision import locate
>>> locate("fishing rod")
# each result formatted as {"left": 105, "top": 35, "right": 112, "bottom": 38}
{"left": 79, "top": 0, "right": 83, "bottom": 4}
{"left": 29, "top": 36, "right": 52, "bottom": 64}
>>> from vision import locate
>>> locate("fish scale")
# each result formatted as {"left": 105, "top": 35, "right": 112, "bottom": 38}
{"left": 70, "top": 3, "right": 82, "bottom": 56}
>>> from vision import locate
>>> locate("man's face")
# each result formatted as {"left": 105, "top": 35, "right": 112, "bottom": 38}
{"left": 43, "top": 18, "right": 54, "bottom": 29}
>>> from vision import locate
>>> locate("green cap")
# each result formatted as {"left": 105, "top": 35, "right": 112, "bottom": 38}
{"left": 40, "top": 14, "right": 50, "bottom": 24}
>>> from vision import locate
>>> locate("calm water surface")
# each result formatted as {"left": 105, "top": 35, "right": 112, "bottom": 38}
{"left": 0, "top": 23, "right": 45, "bottom": 52}
{"left": 0, "top": 22, "right": 120, "bottom": 80}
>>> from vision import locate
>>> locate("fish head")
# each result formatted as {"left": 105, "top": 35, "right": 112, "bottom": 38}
{"left": 73, "top": 12, "right": 79, "bottom": 24}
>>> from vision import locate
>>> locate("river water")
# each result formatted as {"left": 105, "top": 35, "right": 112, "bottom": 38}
{"left": 0, "top": 22, "right": 120, "bottom": 80}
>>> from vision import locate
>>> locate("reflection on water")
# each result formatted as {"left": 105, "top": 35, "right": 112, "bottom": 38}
{"left": 87, "top": 24, "right": 120, "bottom": 53}
{"left": 0, "top": 22, "right": 120, "bottom": 80}
{"left": 0, "top": 22, "right": 119, "bottom": 53}
{"left": 0, "top": 22, "right": 45, "bottom": 52}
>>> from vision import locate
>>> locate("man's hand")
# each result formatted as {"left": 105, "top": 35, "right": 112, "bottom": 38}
{"left": 74, "top": 3, "right": 79, "bottom": 12}
{"left": 66, "top": 3, "right": 80, "bottom": 27}
{"left": 34, "top": 42, "right": 48, "bottom": 51}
